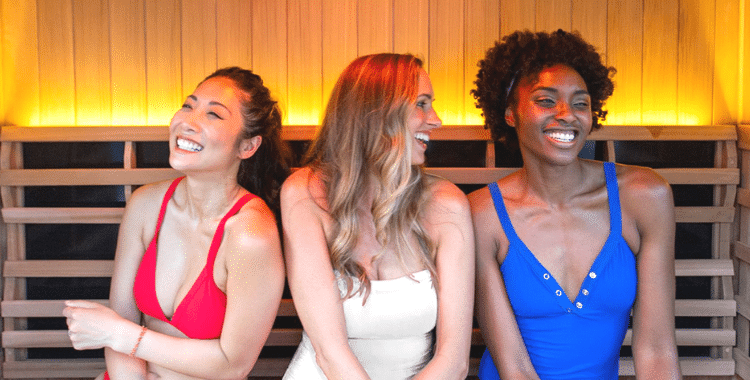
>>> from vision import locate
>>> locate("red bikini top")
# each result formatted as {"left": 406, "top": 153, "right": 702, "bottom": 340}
{"left": 133, "top": 177, "right": 256, "bottom": 339}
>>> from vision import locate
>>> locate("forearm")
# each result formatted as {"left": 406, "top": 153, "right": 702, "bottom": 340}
{"left": 113, "top": 322, "right": 252, "bottom": 380}
{"left": 104, "top": 347, "right": 149, "bottom": 380}
{"left": 413, "top": 351, "right": 469, "bottom": 380}
{"left": 633, "top": 344, "right": 682, "bottom": 380}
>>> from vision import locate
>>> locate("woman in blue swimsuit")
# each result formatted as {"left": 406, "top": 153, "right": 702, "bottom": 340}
{"left": 469, "top": 30, "right": 682, "bottom": 379}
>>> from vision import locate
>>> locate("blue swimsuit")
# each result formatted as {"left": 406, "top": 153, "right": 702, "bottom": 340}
{"left": 478, "top": 162, "right": 637, "bottom": 380}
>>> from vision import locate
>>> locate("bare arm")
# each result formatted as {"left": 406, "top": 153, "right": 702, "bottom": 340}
{"left": 621, "top": 167, "right": 682, "bottom": 380}
{"left": 281, "top": 168, "right": 370, "bottom": 380}
{"left": 412, "top": 180, "right": 475, "bottom": 380}
{"left": 66, "top": 194, "right": 285, "bottom": 380}
{"left": 469, "top": 186, "right": 541, "bottom": 380}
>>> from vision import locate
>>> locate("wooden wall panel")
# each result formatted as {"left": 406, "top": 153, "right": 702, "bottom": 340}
{"left": 288, "top": 0, "right": 323, "bottom": 125}
{"left": 714, "top": 0, "right": 741, "bottom": 124}
{"left": 394, "top": 0, "right": 429, "bottom": 59}
{"left": 429, "top": 0, "right": 465, "bottom": 125}
{"left": 501, "top": 0, "right": 535, "bottom": 35}
{"left": 251, "top": 0, "right": 288, "bottom": 123}
{"left": 181, "top": 0, "right": 217, "bottom": 97}
{"left": 678, "top": 0, "right": 716, "bottom": 125}
{"left": 606, "top": 0, "right": 643, "bottom": 125}
{"left": 2, "top": 0, "right": 39, "bottom": 126}
{"left": 572, "top": 0, "right": 607, "bottom": 55}
{"left": 465, "top": 0, "right": 500, "bottom": 125}
{"left": 38, "top": 0, "right": 75, "bottom": 125}
{"left": 322, "top": 0, "right": 357, "bottom": 102}
{"left": 536, "top": 0, "right": 572, "bottom": 32}
{"left": 216, "top": 0, "right": 253, "bottom": 69}
{"left": 73, "top": 0, "right": 111, "bottom": 125}
{"left": 110, "top": 0, "right": 147, "bottom": 125}
{"left": 357, "top": 0, "right": 393, "bottom": 55}
{"left": 145, "top": 0, "right": 182, "bottom": 126}
{"left": 642, "top": 0, "right": 679, "bottom": 124}
{"left": 0, "top": 0, "right": 747, "bottom": 127}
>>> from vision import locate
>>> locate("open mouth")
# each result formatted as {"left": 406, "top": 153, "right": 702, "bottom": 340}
{"left": 176, "top": 138, "right": 204, "bottom": 152}
{"left": 415, "top": 132, "right": 430, "bottom": 148}
{"left": 545, "top": 130, "right": 576, "bottom": 143}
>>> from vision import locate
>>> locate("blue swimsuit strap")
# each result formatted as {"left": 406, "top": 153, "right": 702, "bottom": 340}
{"left": 603, "top": 162, "right": 622, "bottom": 236}
{"left": 488, "top": 162, "right": 621, "bottom": 242}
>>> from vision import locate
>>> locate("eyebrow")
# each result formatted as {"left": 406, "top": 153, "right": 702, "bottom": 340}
{"left": 532, "top": 87, "right": 590, "bottom": 96}
{"left": 187, "top": 95, "right": 232, "bottom": 113}
{"left": 417, "top": 93, "right": 434, "bottom": 100}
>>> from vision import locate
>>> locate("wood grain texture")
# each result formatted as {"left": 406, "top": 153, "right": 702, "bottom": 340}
{"left": 216, "top": 0, "right": 253, "bottom": 68}
{"left": 38, "top": 0, "right": 75, "bottom": 125}
{"left": 252, "top": 0, "right": 288, "bottom": 123}
{"left": 73, "top": 0, "right": 112, "bottom": 125}
{"left": 357, "top": 0, "right": 393, "bottom": 55}
{"left": 1, "top": 0, "right": 40, "bottom": 125}
{"left": 322, "top": 0, "right": 357, "bottom": 102}
{"left": 288, "top": 0, "right": 323, "bottom": 125}
{"left": 465, "top": 0, "right": 500, "bottom": 125}
{"left": 180, "top": 0, "right": 217, "bottom": 96}
{"left": 678, "top": 0, "right": 716, "bottom": 125}
{"left": 606, "top": 0, "right": 643, "bottom": 125}
{"left": 146, "top": 0, "right": 182, "bottom": 125}
{"left": 110, "top": 0, "right": 147, "bottom": 125}
{"left": 429, "top": 0, "right": 465, "bottom": 124}
{"left": 535, "top": 0, "right": 571, "bottom": 32}
{"left": 393, "top": 0, "right": 429, "bottom": 58}
{"left": 642, "top": 0, "right": 678, "bottom": 124}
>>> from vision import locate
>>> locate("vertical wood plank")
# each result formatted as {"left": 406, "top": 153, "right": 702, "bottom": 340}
{"left": 322, "top": 0, "right": 357, "bottom": 102}
{"left": 181, "top": 0, "right": 217, "bottom": 97}
{"left": 357, "top": 0, "right": 393, "bottom": 55}
{"left": 394, "top": 0, "right": 429, "bottom": 59}
{"left": 38, "top": 0, "right": 76, "bottom": 125}
{"left": 1, "top": 0, "right": 40, "bottom": 125}
{"left": 146, "top": 0, "right": 182, "bottom": 125}
{"left": 606, "top": 0, "right": 643, "bottom": 125}
{"left": 465, "top": 0, "right": 500, "bottom": 125}
{"left": 288, "top": 0, "right": 323, "bottom": 125}
{"left": 73, "top": 0, "right": 112, "bottom": 125}
{"left": 744, "top": 0, "right": 750, "bottom": 123}
{"left": 252, "top": 0, "right": 288, "bottom": 123}
{"left": 500, "top": 0, "right": 535, "bottom": 36}
{"left": 429, "top": 0, "right": 465, "bottom": 124}
{"left": 110, "top": 0, "right": 147, "bottom": 125}
{"left": 216, "top": 0, "right": 253, "bottom": 68}
{"left": 713, "top": 0, "right": 740, "bottom": 124}
{"left": 572, "top": 0, "right": 607, "bottom": 54}
{"left": 642, "top": 0, "right": 678, "bottom": 124}
{"left": 678, "top": 0, "right": 716, "bottom": 125}
{"left": 535, "top": 0, "right": 572, "bottom": 32}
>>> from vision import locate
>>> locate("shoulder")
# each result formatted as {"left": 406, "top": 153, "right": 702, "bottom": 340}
{"left": 613, "top": 163, "right": 673, "bottom": 205}
{"left": 225, "top": 196, "right": 281, "bottom": 257}
{"left": 280, "top": 167, "right": 328, "bottom": 213}
{"left": 423, "top": 175, "right": 470, "bottom": 217}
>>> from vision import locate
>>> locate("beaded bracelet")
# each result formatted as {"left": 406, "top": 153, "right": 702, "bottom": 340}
{"left": 130, "top": 325, "right": 147, "bottom": 357}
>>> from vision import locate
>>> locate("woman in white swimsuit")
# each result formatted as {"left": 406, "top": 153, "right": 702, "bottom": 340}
{"left": 281, "top": 53, "right": 475, "bottom": 380}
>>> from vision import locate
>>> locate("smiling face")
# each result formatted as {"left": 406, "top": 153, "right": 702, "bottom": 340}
{"left": 407, "top": 69, "right": 442, "bottom": 165}
{"left": 168, "top": 77, "right": 258, "bottom": 175}
{"left": 506, "top": 64, "right": 592, "bottom": 166}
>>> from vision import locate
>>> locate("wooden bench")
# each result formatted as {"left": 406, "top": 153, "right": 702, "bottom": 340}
{"left": 0, "top": 125, "right": 739, "bottom": 378}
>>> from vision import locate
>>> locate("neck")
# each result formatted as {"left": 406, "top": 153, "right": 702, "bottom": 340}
{"left": 518, "top": 157, "right": 587, "bottom": 205}
{"left": 180, "top": 174, "right": 245, "bottom": 220}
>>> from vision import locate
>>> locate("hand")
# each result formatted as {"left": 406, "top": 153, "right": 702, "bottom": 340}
{"left": 63, "top": 300, "right": 131, "bottom": 351}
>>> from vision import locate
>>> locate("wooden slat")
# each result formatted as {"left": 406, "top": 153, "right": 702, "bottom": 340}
{"left": 656, "top": 168, "right": 738, "bottom": 185}
{"left": 464, "top": 0, "right": 499, "bottom": 125}
{"left": 38, "top": 0, "right": 75, "bottom": 125}
{"left": 288, "top": 0, "right": 324, "bottom": 125}
{"left": 739, "top": 125, "right": 750, "bottom": 150}
{"left": 73, "top": 0, "right": 111, "bottom": 125}
{"left": 4, "top": 260, "right": 113, "bottom": 278}
{"left": 321, "top": 0, "right": 357, "bottom": 106}
{"left": 251, "top": 0, "right": 287, "bottom": 124}
{"left": 180, "top": 0, "right": 217, "bottom": 98}
{"left": 588, "top": 125, "right": 737, "bottom": 141}
{"left": 356, "top": 0, "right": 392, "bottom": 55}
{"left": 0, "top": 168, "right": 180, "bottom": 186}
{"left": 572, "top": 0, "right": 607, "bottom": 54}
{"left": 145, "top": 0, "right": 182, "bottom": 125}
{"left": 738, "top": 187, "right": 750, "bottom": 208}
{"left": 1, "top": 0, "right": 40, "bottom": 126}
{"left": 642, "top": 0, "right": 678, "bottom": 124}
{"left": 735, "top": 347, "right": 750, "bottom": 380}
{"left": 619, "top": 357, "right": 735, "bottom": 376}
{"left": 535, "top": 0, "right": 571, "bottom": 32}
{"left": 2, "top": 208, "right": 124, "bottom": 224}
{"left": 713, "top": 0, "right": 741, "bottom": 124}
{"left": 2, "top": 300, "right": 108, "bottom": 318}
{"left": 428, "top": 0, "right": 465, "bottom": 124}
{"left": 677, "top": 0, "right": 715, "bottom": 125}
{"left": 393, "top": 0, "right": 429, "bottom": 58}
{"left": 216, "top": 0, "right": 253, "bottom": 68}
{"left": 110, "top": 0, "right": 147, "bottom": 125}
{"left": 674, "top": 206, "right": 735, "bottom": 223}
{"left": 674, "top": 299, "right": 736, "bottom": 317}
{"left": 675, "top": 259, "right": 734, "bottom": 277}
{"left": 605, "top": 0, "right": 644, "bottom": 125}
{"left": 622, "top": 328, "right": 735, "bottom": 346}
{"left": 1, "top": 126, "right": 168, "bottom": 142}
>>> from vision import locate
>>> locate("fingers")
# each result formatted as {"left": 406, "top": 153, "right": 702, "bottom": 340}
{"left": 64, "top": 299, "right": 98, "bottom": 308}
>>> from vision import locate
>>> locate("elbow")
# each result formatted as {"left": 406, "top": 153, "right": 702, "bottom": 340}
{"left": 215, "top": 363, "right": 254, "bottom": 380}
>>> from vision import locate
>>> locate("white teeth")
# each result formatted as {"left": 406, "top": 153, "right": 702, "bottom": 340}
{"left": 546, "top": 131, "right": 575, "bottom": 143}
{"left": 177, "top": 138, "right": 203, "bottom": 152}
{"left": 415, "top": 132, "right": 430, "bottom": 145}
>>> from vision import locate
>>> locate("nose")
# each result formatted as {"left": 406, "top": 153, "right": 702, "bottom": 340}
{"left": 555, "top": 101, "right": 575, "bottom": 124}
{"left": 172, "top": 109, "right": 201, "bottom": 134}
{"left": 427, "top": 108, "right": 442, "bottom": 129}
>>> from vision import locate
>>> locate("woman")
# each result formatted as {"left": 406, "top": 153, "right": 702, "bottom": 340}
{"left": 470, "top": 30, "right": 682, "bottom": 379}
{"left": 282, "top": 54, "right": 475, "bottom": 380}
{"left": 64, "top": 67, "right": 290, "bottom": 380}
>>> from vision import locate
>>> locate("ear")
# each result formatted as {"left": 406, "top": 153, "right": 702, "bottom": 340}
{"left": 238, "top": 135, "right": 262, "bottom": 160}
{"left": 504, "top": 107, "right": 516, "bottom": 127}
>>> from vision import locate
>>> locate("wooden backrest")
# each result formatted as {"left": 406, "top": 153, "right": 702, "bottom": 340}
{"left": 0, "top": 125, "right": 739, "bottom": 378}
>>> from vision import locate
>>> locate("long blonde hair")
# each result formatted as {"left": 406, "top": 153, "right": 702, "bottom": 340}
{"left": 304, "top": 53, "right": 437, "bottom": 298}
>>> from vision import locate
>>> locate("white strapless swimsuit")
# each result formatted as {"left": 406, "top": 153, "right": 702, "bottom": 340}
{"left": 283, "top": 270, "right": 438, "bottom": 380}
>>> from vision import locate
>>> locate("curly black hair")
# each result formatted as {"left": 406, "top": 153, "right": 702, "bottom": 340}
{"left": 472, "top": 29, "right": 616, "bottom": 148}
